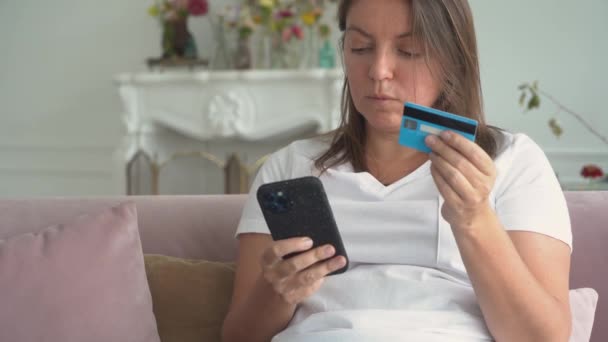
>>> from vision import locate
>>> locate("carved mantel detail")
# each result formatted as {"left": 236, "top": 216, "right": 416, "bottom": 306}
{"left": 205, "top": 89, "right": 256, "bottom": 138}
{"left": 113, "top": 69, "right": 343, "bottom": 195}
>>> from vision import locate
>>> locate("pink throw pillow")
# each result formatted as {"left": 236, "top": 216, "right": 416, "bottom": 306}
{"left": 570, "top": 288, "right": 599, "bottom": 342}
{"left": 0, "top": 202, "right": 161, "bottom": 342}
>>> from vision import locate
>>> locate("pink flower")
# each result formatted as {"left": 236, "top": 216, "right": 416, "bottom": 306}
{"left": 188, "top": 0, "right": 208, "bottom": 16}
{"left": 291, "top": 25, "right": 304, "bottom": 40}
{"left": 282, "top": 27, "right": 292, "bottom": 43}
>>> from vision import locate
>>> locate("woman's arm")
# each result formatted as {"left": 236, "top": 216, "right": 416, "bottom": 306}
{"left": 453, "top": 209, "right": 571, "bottom": 342}
{"left": 221, "top": 233, "right": 346, "bottom": 342}
{"left": 426, "top": 131, "right": 571, "bottom": 342}
{"left": 221, "top": 234, "right": 296, "bottom": 342}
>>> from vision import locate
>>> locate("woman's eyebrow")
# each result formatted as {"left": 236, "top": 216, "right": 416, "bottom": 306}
{"left": 346, "top": 25, "right": 412, "bottom": 39}
{"left": 396, "top": 31, "right": 413, "bottom": 39}
{"left": 345, "top": 25, "right": 373, "bottom": 39}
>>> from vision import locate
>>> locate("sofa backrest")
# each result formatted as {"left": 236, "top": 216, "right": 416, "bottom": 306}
{"left": 565, "top": 191, "right": 608, "bottom": 342}
{"left": 0, "top": 195, "right": 246, "bottom": 261}
{"left": 0, "top": 192, "right": 606, "bottom": 340}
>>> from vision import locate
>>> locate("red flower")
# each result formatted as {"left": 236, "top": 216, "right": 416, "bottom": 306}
{"left": 291, "top": 25, "right": 304, "bottom": 40}
{"left": 188, "top": 0, "right": 208, "bottom": 16}
{"left": 580, "top": 164, "right": 604, "bottom": 179}
{"left": 278, "top": 9, "right": 294, "bottom": 18}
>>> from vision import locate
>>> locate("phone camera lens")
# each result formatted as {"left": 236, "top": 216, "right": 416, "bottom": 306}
{"left": 263, "top": 190, "right": 292, "bottom": 213}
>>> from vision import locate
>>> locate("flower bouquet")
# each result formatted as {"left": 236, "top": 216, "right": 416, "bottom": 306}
{"left": 221, "top": 0, "right": 337, "bottom": 69}
{"left": 148, "top": 0, "right": 209, "bottom": 60}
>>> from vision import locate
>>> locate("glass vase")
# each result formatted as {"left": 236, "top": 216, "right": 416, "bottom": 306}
{"left": 255, "top": 27, "right": 273, "bottom": 69}
{"left": 210, "top": 17, "right": 232, "bottom": 70}
{"left": 299, "top": 26, "right": 318, "bottom": 69}
{"left": 318, "top": 39, "right": 336, "bottom": 69}
{"left": 233, "top": 36, "right": 252, "bottom": 70}
{"left": 271, "top": 38, "right": 290, "bottom": 69}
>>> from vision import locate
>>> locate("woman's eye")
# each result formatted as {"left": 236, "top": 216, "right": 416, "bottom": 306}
{"left": 398, "top": 50, "right": 420, "bottom": 58}
{"left": 351, "top": 47, "right": 371, "bottom": 54}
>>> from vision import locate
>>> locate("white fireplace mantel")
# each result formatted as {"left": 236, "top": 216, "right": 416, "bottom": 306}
{"left": 113, "top": 68, "right": 344, "bottom": 194}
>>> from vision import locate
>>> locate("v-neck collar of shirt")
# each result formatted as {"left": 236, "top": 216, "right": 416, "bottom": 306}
{"left": 332, "top": 160, "right": 432, "bottom": 195}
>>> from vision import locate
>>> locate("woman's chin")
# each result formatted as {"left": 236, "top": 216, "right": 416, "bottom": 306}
{"left": 359, "top": 107, "right": 404, "bottom": 136}
{"left": 365, "top": 119, "right": 402, "bottom": 136}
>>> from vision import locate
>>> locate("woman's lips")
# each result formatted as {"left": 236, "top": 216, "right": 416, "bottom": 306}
{"left": 367, "top": 95, "right": 399, "bottom": 102}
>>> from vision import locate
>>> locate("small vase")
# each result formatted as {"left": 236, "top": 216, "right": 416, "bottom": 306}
{"left": 273, "top": 37, "right": 303, "bottom": 69}
{"left": 318, "top": 39, "right": 336, "bottom": 69}
{"left": 162, "top": 17, "right": 198, "bottom": 59}
{"left": 271, "top": 36, "right": 289, "bottom": 69}
{"left": 255, "top": 27, "right": 273, "bottom": 69}
{"left": 233, "top": 36, "right": 252, "bottom": 70}
{"left": 299, "top": 26, "right": 318, "bottom": 69}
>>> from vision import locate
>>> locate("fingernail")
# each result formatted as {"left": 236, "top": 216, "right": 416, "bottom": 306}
{"left": 301, "top": 238, "right": 313, "bottom": 248}
{"left": 324, "top": 246, "right": 335, "bottom": 257}
{"left": 441, "top": 131, "right": 451, "bottom": 140}
{"left": 332, "top": 257, "right": 346, "bottom": 268}
{"left": 426, "top": 135, "right": 437, "bottom": 145}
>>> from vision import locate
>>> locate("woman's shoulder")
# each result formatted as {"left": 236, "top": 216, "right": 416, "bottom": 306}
{"left": 262, "top": 136, "right": 331, "bottom": 178}
{"left": 493, "top": 129, "right": 548, "bottom": 165}
{"left": 492, "top": 129, "right": 559, "bottom": 194}
{"left": 269, "top": 136, "right": 330, "bottom": 162}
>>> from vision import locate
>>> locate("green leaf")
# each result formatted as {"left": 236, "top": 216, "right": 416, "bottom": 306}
{"left": 518, "top": 83, "right": 528, "bottom": 91}
{"left": 527, "top": 94, "right": 541, "bottom": 110}
{"left": 548, "top": 118, "right": 563, "bottom": 138}
{"left": 519, "top": 92, "right": 527, "bottom": 107}
{"left": 532, "top": 80, "right": 539, "bottom": 91}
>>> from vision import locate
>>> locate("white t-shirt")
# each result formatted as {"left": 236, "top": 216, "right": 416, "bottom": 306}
{"left": 235, "top": 131, "right": 572, "bottom": 342}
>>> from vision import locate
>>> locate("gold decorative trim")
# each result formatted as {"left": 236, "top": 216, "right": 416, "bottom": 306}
{"left": 125, "top": 149, "right": 270, "bottom": 195}
{"left": 126, "top": 150, "right": 154, "bottom": 196}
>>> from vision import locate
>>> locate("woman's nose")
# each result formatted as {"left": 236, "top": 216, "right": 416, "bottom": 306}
{"left": 368, "top": 49, "right": 395, "bottom": 81}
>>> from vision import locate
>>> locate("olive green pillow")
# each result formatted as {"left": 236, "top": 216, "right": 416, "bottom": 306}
{"left": 143, "top": 254, "right": 235, "bottom": 342}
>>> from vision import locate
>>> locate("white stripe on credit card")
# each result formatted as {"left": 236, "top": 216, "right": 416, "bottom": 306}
{"left": 420, "top": 124, "right": 444, "bottom": 135}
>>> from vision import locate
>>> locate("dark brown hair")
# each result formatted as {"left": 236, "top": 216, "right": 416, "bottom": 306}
{"left": 315, "top": 0, "right": 501, "bottom": 173}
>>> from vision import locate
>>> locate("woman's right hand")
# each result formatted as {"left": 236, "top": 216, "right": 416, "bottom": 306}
{"left": 260, "top": 237, "right": 347, "bottom": 305}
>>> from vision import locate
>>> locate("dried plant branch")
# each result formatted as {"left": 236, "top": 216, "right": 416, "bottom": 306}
{"left": 519, "top": 82, "right": 608, "bottom": 145}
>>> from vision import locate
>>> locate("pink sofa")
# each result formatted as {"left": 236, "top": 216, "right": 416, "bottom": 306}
{"left": 0, "top": 192, "right": 605, "bottom": 341}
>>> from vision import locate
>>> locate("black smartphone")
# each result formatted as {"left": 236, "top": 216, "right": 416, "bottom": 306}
{"left": 256, "top": 176, "right": 348, "bottom": 275}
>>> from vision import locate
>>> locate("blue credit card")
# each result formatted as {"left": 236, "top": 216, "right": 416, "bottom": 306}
{"left": 398, "top": 102, "right": 478, "bottom": 153}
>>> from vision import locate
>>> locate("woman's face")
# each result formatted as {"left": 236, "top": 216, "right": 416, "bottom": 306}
{"left": 343, "top": 0, "right": 442, "bottom": 135}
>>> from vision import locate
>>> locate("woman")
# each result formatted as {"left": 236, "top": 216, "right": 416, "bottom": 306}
{"left": 222, "top": 0, "right": 572, "bottom": 341}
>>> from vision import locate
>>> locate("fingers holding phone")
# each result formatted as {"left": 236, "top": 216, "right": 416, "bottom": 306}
{"left": 256, "top": 176, "right": 350, "bottom": 277}
{"left": 260, "top": 237, "right": 347, "bottom": 305}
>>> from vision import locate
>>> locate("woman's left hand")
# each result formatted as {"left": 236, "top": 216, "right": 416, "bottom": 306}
{"left": 425, "top": 130, "right": 497, "bottom": 232}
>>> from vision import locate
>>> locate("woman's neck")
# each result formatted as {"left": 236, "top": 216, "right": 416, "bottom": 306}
{"left": 364, "top": 126, "right": 429, "bottom": 185}
{"left": 365, "top": 126, "right": 425, "bottom": 162}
